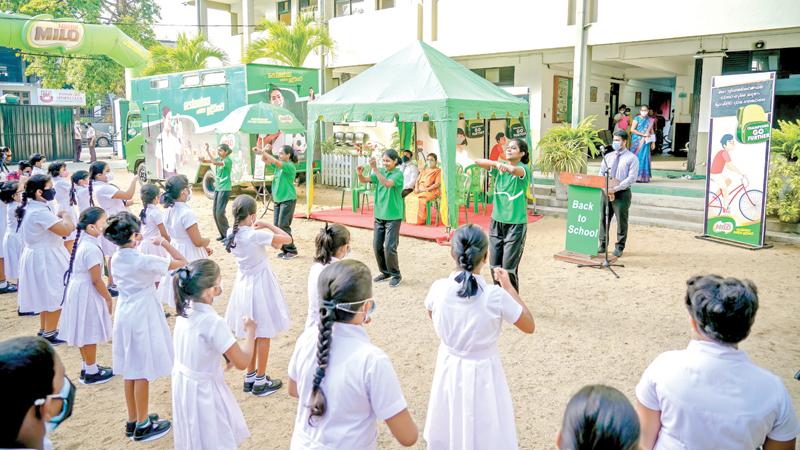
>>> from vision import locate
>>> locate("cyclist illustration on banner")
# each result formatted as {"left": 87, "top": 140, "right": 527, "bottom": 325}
{"left": 706, "top": 133, "right": 763, "bottom": 223}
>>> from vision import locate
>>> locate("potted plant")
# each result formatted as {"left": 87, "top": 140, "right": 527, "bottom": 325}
{"left": 536, "top": 116, "right": 603, "bottom": 200}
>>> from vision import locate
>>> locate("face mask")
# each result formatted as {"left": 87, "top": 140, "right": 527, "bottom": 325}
{"left": 104, "top": 172, "right": 114, "bottom": 182}
{"left": 42, "top": 188, "right": 56, "bottom": 201}
{"left": 40, "top": 376, "right": 75, "bottom": 433}
{"left": 641, "top": 111, "right": 648, "bottom": 117}
{"left": 612, "top": 141, "right": 622, "bottom": 151}
{"left": 335, "top": 299, "right": 376, "bottom": 324}
{"left": 186, "top": 190, "right": 192, "bottom": 202}
{"left": 212, "top": 283, "right": 224, "bottom": 303}
{"left": 402, "top": 156, "right": 410, "bottom": 163}
{"left": 60, "top": 171, "right": 70, "bottom": 178}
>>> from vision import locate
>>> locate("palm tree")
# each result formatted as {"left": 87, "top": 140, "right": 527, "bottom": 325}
{"left": 142, "top": 33, "right": 228, "bottom": 76}
{"left": 245, "top": 15, "right": 333, "bottom": 67}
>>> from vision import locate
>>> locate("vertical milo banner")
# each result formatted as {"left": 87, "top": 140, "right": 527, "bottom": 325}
{"left": 704, "top": 72, "right": 776, "bottom": 247}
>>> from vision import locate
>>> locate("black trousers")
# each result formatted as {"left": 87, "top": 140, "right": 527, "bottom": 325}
{"left": 599, "top": 188, "right": 632, "bottom": 251}
{"left": 213, "top": 190, "right": 230, "bottom": 239}
{"left": 374, "top": 219, "right": 401, "bottom": 278}
{"left": 274, "top": 199, "right": 297, "bottom": 254}
{"left": 489, "top": 220, "right": 527, "bottom": 292}
{"left": 73, "top": 139, "right": 82, "bottom": 161}
{"left": 401, "top": 188, "right": 413, "bottom": 198}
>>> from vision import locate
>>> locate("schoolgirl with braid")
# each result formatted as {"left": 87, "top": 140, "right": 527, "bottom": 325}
{"left": 0, "top": 182, "right": 15, "bottom": 294}
{"left": 48, "top": 162, "right": 76, "bottom": 252}
{"left": 0, "top": 181, "right": 21, "bottom": 291}
{"left": 69, "top": 170, "right": 91, "bottom": 213}
{"left": 59, "top": 207, "right": 115, "bottom": 385}
{"left": 423, "top": 224, "right": 535, "bottom": 450}
{"left": 16, "top": 174, "right": 75, "bottom": 345}
{"left": 171, "top": 259, "right": 257, "bottom": 449}
{"left": 223, "top": 194, "right": 292, "bottom": 397}
{"left": 305, "top": 223, "right": 350, "bottom": 329}
{"left": 138, "top": 183, "right": 170, "bottom": 259}
{"left": 89, "top": 161, "right": 137, "bottom": 294}
{"left": 287, "top": 259, "right": 418, "bottom": 449}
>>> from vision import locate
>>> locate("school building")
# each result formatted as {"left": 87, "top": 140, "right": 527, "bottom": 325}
{"left": 190, "top": 0, "right": 800, "bottom": 176}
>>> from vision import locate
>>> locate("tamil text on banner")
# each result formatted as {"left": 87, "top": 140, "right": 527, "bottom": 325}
{"left": 703, "top": 72, "right": 775, "bottom": 247}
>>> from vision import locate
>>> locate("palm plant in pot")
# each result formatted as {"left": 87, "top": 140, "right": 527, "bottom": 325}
{"left": 537, "top": 116, "right": 603, "bottom": 200}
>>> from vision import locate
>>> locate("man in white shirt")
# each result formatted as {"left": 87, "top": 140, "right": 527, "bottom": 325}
{"left": 636, "top": 275, "right": 799, "bottom": 450}
{"left": 85, "top": 123, "right": 97, "bottom": 163}
{"left": 73, "top": 120, "right": 82, "bottom": 162}
{"left": 400, "top": 150, "right": 419, "bottom": 198}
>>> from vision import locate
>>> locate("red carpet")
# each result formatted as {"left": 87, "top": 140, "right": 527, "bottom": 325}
{"left": 297, "top": 205, "right": 543, "bottom": 245}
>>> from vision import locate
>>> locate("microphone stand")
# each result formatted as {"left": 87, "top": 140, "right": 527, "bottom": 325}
{"left": 578, "top": 147, "right": 623, "bottom": 278}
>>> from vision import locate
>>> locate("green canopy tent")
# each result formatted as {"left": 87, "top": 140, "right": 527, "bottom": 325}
{"left": 306, "top": 41, "right": 529, "bottom": 227}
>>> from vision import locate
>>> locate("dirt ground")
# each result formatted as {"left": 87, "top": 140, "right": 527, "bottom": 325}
{"left": 1, "top": 167, "right": 798, "bottom": 449}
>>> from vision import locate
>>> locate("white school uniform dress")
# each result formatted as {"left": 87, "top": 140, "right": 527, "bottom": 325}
{"left": 288, "top": 323, "right": 408, "bottom": 450}
{"left": 172, "top": 302, "right": 250, "bottom": 450}
{"left": 138, "top": 205, "right": 168, "bottom": 258}
{"left": 423, "top": 272, "right": 523, "bottom": 450}
{"left": 304, "top": 257, "right": 338, "bottom": 330}
{"left": 75, "top": 185, "right": 91, "bottom": 213}
{"left": 60, "top": 234, "right": 112, "bottom": 347}
{"left": 17, "top": 201, "right": 69, "bottom": 314}
{"left": 635, "top": 339, "right": 800, "bottom": 450}
{"left": 53, "top": 177, "right": 77, "bottom": 240}
{"left": 224, "top": 226, "right": 290, "bottom": 338}
{"left": 93, "top": 180, "right": 127, "bottom": 256}
{"left": 155, "top": 202, "right": 208, "bottom": 307}
{"left": 111, "top": 248, "right": 174, "bottom": 380}
{"left": 0, "top": 200, "right": 6, "bottom": 258}
{"left": 3, "top": 201, "right": 21, "bottom": 280}
{"left": 32, "top": 166, "right": 46, "bottom": 176}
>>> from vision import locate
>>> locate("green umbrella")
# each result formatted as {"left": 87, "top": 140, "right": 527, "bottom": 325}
{"left": 216, "top": 101, "right": 305, "bottom": 135}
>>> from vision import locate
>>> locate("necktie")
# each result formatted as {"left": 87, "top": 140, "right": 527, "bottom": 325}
{"left": 610, "top": 151, "right": 621, "bottom": 180}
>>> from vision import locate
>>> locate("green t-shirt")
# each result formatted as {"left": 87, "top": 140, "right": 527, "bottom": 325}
{"left": 491, "top": 163, "right": 531, "bottom": 224}
{"left": 371, "top": 168, "right": 404, "bottom": 221}
{"left": 214, "top": 156, "right": 232, "bottom": 192}
{"left": 272, "top": 161, "right": 297, "bottom": 203}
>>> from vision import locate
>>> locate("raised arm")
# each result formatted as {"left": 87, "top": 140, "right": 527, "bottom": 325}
{"left": 368, "top": 158, "right": 396, "bottom": 188}
{"left": 48, "top": 212, "right": 75, "bottom": 237}
{"left": 474, "top": 158, "right": 497, "bottom": 171}
{"left": 153, "top": 237, "right": 188, "bottom": 270}
{"left": 185, "top": 223, "right": 211, "bottom": 249}
{"left": 112, "top": 177, "right": 137, "bottom": 201}
{"left": 253, "top": 220, "right": 292, "bottom": 248}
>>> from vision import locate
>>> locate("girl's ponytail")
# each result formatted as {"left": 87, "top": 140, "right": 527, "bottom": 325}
{"left": 172, "top": 259, "right": 220, "bottom": 317}
{"left": 15, "top": 194, "right": 27, "bottom": 232}
{"left": 451, "top": 224, "right": 489, "bottom": 298}
{"left": 309, "top": 303, "right": 334, "bottom": 422}
{"left": 162, "top": 175, "right": 188, "bottom": 208}
{"left": 139, "top": 183, "right": 160, "bottom": 225}
{"left": 15, "top": 174, "right": 49, "bottom": 231}
{"left": 88, "top": 162, "right": 107, "bottom": 207}
{"left": 69, "top": 170, "right": 88, "bottom": 207}
{"left": 224, "top": 195, "right": 257, "bottom": 253}
{"left": 224, "top": 215, "right": 240, "bottom": 253}
{"left": 314, "top": 223, "right": 350, "bottom": 265}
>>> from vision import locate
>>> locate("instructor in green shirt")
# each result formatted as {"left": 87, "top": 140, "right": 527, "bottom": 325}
{"left": 357, "top": 149, "right": 405, "bottom": 288}
{"left": 475, "top": 138, "right": 531, "bottom": 292}
{"left": 200, "top": 143, "right": 233, "bottom": 241}
{"left": 259, "top": 145, "right": 298, "bottom": 259}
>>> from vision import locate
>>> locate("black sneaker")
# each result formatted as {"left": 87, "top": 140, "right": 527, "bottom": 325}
{"left": 19, "top": 310, "right": 38, "bottom": 317}
{"left": 36, "top": 329, "right": 44, "bottom": 337}
{"left": 276, "top": 252, "right": 285, "bottom": 259}
{"left": 81, "top": 365, "right": 112, "bottom": 381}
{"left": 613, "top": 248, "right": 623, "bottom": 258}
{"left": 389, "top": 277, "right": 402, "bottom": 288}
{"left": 107, "top": 285, "right": 119, "bottom": 298}
{"left": 243, "top": 379, "right": 255, "bottom": 393}
{"left": 216, "top": 236, "right": 225, "bottom": 242}
{"left": 279, "top": 252, "right": 298, "bottom": 260}
{"left": 373, "top": 274, "right": 391, "bottom": 283}
{"left": 44, "top": 333, "right": 66, "bottom": 346}
{"left": 0, "top": 283, "right": 18, "bottom": 293}
{"left": 598, "top": 246, "right": 607, "bottom": 254}
{"left": 252, "top": 376, "right": 282, "bottom": 397}
{"left": 133, "top": 418, "right": 171, "bottom": 442}
{"left": 82, "top": 367, "right": 114, "bottom": 385}
{"left": 125, "top": 414, "right": 160, "bottom": 439}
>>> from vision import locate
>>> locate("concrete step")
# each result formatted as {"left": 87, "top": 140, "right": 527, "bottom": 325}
{"left": 535, "top": 194, "right": 704, "bottom": 223}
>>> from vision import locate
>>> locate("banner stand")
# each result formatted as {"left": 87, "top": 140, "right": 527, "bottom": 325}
{"left": 694, "top": 235, "right": 774, "bottom": 251}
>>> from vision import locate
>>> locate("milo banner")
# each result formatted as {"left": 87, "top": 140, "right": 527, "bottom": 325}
{"left": 703, "top": 72, "right": 775, "bottom": 247}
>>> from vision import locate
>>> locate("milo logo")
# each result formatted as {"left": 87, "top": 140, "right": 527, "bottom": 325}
{"left": 278, "top": 114, "right": 294, "bottom": 124}
{"left": 26, "top": 16, "right": 85, "bottom": 50}
{"left": 713, "top": 221, "right": 734, "bottom": 234}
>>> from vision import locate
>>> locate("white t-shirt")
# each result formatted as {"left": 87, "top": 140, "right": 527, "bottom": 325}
{"left": 288, "top": 323, "right": 407, "bottom": 450}
{"left": 86, "top": 126, "right": 96, "bottom": 143}
{"left": 165, "top": 203, "right": 198, "bottom": 242}
{"left": 636, "top": 339, "right": 799, "bottom": 449}
{"left": 401, "top": 163, "right": 419, "bottom": 190}
{"left": 229, "top": 226, "right": 273, "bottom": 272}
{"left": 425, "top": 272, "right": 522, "bottom": 354}
{"left": 53, "top": 177, "right": 72, "bottom": 214}
{"left": 92, "top": 181, "right": 126, "bottom": 215}
{"left": 21, "top": 201, "right": 60, "bottom": 247}
{"left": 141, "top": 205, "right": 165, "bottom": 240}
{"left": 32, "top": 166, "right": 46, "bottom": 176}
{"left": 304, "top": 257, "right": 338, "bottom": 330}
{"left": 173, "top": 302, "right": 235, "bottom": 374}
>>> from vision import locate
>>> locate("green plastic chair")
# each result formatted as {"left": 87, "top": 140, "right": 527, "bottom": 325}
{"left": 340, "top": 164, "right": 371, "bottom": 213}
{"left": 445, "top": 172, "right": 471, "bottom": 229}
{"left": 425, "top": 198, "right": 440, "bottom": 226}
{"left": 463, "top": 164, "right": 487, "bottom": 215}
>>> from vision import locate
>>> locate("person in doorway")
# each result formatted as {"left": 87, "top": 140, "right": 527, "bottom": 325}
{"left": 199, "top": 143, "right": 233, "bottom": 241}
{"left": 630, "top": 105, "right": 653, "bottom": 182}
{"left": 357, "top": 149, "right": 404, "bottom": 288}
{"left": 85, "top": 124, "right": 97, "bottom": 163}
{"left": 474, "top": 138, "right": 531, "bottom": 292}
{"left": 598, "top": 130, "right": 639, "bottom": 258}
{"left": 400, "top": 149, "right": 419, "bottom": 198}
{"left": 614, "top": 105, "right": 629, "bottom": 133}
{"left": 490, "top": 132, "right": 507, "bottom": 162}
{"left": 73, "top": 121, "right": 83, "bottom": 163}
{"left": 709, "top": 134, "right": 746, "bottom": 209}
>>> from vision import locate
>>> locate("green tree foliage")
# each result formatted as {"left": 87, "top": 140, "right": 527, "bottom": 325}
{"left": 766, "top": 156, "right": 800, "bottom": 223}
{"left": 772, "top": 119, "right": 800, "bottom": 161}
{"left": 142, "top": 33, "right": 227, "bottom": 76}
{"left": 245, "top": 14, "right": 333, "bottom": 67}
{"left": 0, "top": 0, "right": 160, "bottom": 105}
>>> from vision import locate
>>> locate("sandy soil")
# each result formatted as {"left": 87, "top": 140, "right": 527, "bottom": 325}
{"left": 1, "top": 167, "right": 797, "bottom": 449}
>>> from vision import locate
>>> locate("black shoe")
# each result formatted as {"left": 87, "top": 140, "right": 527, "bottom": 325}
{"left": 19, "top": 310, "right": 37, "bottom": 317}
{"left": 613, "top": 248, "right": 623, "bottom": 258}
{"left": 108, "top": 285, "right": 119, "bottom": 298}
{"left": 125, "top": 414, "right": 160, "bottom": 439}
{"left": 81, "top": 365, "right": 112, "bottom": 381}
{"left": 216, "top": 236, "right": 225, "bottom": 242}
{"left": 389, "top": 277, "right": 402, "bottom": 288}
{"left": 36, "top": 329, "right": 44, "bottom": 336}
{"left": 373, "top": 274, "right": 391, "bottom": 283}
{"left": 44, "top": 333, "right": 66, "bottom": 346}
{"left": 81, "top": 367, "right": 114, "bottom": 385}
{"left": 252, "top": 376, "right": 282, "bottom": 397}
{"left": 598, "top": 246, "right": 607, "bottom": 254}
{"left": 0, "top": 283, "right": 18, "bottom": 293}
{"left": 243, "top": 379, "right": 255, "bottom": 393}
{"left": 279, "top": 252, "right": 298, "bottom": 260}
{"left": 133, "top": 418, "right": 171, "bottom": 442}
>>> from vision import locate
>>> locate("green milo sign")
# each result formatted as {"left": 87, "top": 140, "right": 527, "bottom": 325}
{"left": 565, "top": 185, "right": 602, "bottom": 255}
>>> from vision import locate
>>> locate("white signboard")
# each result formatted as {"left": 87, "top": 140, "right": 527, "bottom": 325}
{"left": 34, "top": 88, "right": 86, "bottom": 106}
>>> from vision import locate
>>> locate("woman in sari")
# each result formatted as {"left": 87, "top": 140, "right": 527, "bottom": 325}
{"left": 404, "top": 154, "right": 442, "bottom": 225}
{"left": 630, "top": 105, "right": 654, "bottom": 183}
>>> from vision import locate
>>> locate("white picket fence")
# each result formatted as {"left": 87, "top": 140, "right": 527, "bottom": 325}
{"left": 321, "top": 153, "right": 370, "bottom": 188}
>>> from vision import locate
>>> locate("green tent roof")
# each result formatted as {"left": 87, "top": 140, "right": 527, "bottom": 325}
{"left": 308, "top": 41, "right": 529, "bottom": 123}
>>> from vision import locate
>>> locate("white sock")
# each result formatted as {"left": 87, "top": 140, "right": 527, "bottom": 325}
{"left": 85, "top": 363, "right": 99, "bottom": 375}
{"left": 82, "top": 362, "right": 88, "bottom": 371}
{"left": 0, "top": 280, "right": 7, "bottom": 288}
{"left": 245, "top": 371, "right": 256, "bottom": 382}
{"left": 254, "top": 375, "right": 267, "bottom": 386}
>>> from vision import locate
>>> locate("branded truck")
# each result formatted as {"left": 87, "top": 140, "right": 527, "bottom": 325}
{"left": 122, "top": 64, "right": 319, "bottom": 197}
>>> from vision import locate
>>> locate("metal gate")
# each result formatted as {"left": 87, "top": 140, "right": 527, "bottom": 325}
{"left": 0, "top": 104, "right": 74, "bottom": 161}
